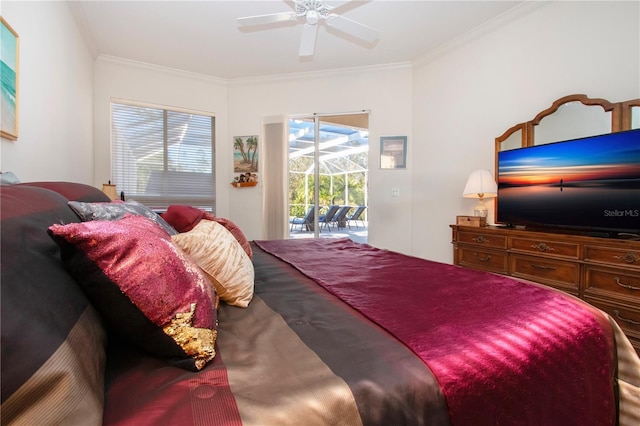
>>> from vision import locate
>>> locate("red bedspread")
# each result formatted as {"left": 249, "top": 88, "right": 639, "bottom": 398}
{"left": 255, "top": 238, "right": 615, "bottom": 426}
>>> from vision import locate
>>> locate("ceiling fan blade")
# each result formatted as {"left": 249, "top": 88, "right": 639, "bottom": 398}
{"left": 237, "top": 12, "right": 297, "bottom": 27}
{"left": 326, "top": 14, "right": 379, "bottom": 43}
{"left": 299, "top": 23, "right": 319, "bottom": 57}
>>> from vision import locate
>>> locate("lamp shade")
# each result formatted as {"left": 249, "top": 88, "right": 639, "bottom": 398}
{"left": 102, "top": 183, "right": 118, "bottom": 201}
{"left": 463, "top": 169, "right": 497, "bottom": 198}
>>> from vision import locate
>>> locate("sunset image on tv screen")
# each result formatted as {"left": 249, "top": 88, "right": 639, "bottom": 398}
{"left": 497, "top": 129, "right": 640, "bottom": 232}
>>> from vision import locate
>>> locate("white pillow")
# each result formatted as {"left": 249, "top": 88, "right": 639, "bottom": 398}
{"left": 172, "top": 220, "right": 254, "bottom": 308}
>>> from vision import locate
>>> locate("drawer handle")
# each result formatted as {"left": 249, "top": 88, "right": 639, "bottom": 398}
{"left": 473, "top": 236, "right": 489, "bottom": 244}
{"left": 531, "top": 242, "right": 555, "bottom": 252}
{"left": 531, "top": 263, "right": 556, "bottom": 271}
{"left": 473, "top": 253, "right": 491, "bottom": 262}
{"left": 615, "top": 276, "right": 640, "bottom": 291}
{"left": 613, "top": 310, "right": 640, "bottom": 326}
{"left": 613, "top": 253, "right": 639, "bottom": 264}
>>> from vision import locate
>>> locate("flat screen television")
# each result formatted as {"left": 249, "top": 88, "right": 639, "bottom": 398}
{"left": 496, "top": 128, "right": 640, "bottom": 237}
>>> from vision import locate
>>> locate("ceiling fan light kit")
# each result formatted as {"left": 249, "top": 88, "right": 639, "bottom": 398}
{"left": 237, "top": 0, "right": 379, "bottom": 57}
{"left": 305, "top": 10, "right": 320, "bottom": 25}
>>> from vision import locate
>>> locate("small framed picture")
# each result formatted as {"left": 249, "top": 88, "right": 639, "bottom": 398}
{"left": 233, "top": 135, "right": 259, "bottom": 173}
{"left": 380, "top": 136, "right": 407, "bottom": 169}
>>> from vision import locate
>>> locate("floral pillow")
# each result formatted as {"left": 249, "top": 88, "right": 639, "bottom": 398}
{"left": 172, "top": 220, "right": 254, "bottom": 308}
{"left": 48, "top": 215, "right": 218, "bottom": 371}
{"left": 68, "top": 199, "right": 177, "bottom": 236}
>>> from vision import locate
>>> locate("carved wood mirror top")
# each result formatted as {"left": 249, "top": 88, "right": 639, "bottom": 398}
{"left": 532, "top": 95, "right": 616, "bottom": 146}
{"left": 496, "top": 94, "right": 640, "bottom": 154}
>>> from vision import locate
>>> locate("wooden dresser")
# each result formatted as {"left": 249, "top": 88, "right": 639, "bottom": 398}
{"left": 451, "top": 225, "right": 640, "bottom": 352}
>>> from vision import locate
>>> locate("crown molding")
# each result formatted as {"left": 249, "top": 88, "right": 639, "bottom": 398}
{"left": 413, "top": 1, "right": 548, "bottom": 69}
{"left": 227, "top": 61, "right": 413, "bottom": 86}
{"left": 96, "top": 55, "right": 228, "bottom": 86}
{"left": 97, "top": 54, "right": 412, "bottom": 86}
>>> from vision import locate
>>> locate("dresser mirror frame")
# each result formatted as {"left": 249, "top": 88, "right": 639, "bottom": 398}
{"left": 621, "top": 99, "right": 640, "bottom": 130}
{"left": 495, "top": 94, "right": 640, "bottom": 154}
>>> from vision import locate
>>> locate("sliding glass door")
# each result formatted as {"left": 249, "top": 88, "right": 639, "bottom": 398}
{"left": 288, "top": 112, "right": 369, "bottom": 242}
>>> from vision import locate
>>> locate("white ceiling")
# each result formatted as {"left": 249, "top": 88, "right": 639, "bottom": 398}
{"left": 71, "top": 0, "right": 526, "bottom": 80}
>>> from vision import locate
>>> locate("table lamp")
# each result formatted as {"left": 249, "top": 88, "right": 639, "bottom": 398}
{"left": 463, "top": 169, "right": 497, "bottom": 217}
{"left": 101, "top": 181, "right": 118, "bottom": 201}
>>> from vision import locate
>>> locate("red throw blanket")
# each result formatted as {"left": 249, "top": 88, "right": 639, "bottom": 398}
{"left": 255, "top": 238, "right": 615, "bottom": 426}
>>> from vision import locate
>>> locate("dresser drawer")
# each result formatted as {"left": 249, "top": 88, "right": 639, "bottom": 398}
{"left": 457, "top": 247, "right": 508, "bottom": 274}
{"left": 510, "top": 254, "right": 580, "bottom": 294}
{"left": 584, "top": 266, "right": 640, "bottom": 304}
{"left": 584, "top": 245, "right": 640, "bottom": 270}
{"left": 457, "top": 231, "right": 507, "bottom": 250}
{"left": 510, "top": 237, "right": 579, "bottom": 259}
{"left": 585, "top": 298, "right": 640, "bottom": 345}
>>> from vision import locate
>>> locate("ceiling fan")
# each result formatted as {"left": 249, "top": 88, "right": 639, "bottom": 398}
{"left": 237, "top": 0, "right": 379, "bottom": 57}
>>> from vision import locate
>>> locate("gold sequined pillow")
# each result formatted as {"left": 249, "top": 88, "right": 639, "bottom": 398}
{"left": 172, "top": 220, "right": 255, "bottom": 308}
{"left": 48, "top": 215, "right": 218, "bottom": 371}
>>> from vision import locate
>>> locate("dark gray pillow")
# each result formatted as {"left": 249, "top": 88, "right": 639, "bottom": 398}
{"left": 1, "top": 185, "right": 107, "bottom": 425}
{"left": 68, "top": 200, "right": 177, "bottom": 236}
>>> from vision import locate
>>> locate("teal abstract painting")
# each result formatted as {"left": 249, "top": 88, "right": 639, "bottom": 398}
{"left": 1, "top": 17, "right": 18, "bottom": 140}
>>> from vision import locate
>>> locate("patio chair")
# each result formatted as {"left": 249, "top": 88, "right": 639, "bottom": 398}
{"left": 331, "top": 206, "right": 352, "bottom": 230}
{"left": 290, "top": 205, "right": 315, "bottom": 232}
{"left": 347, "top": 206, "right": 367, "bottom": 228}
{"left": 318, "top": 205, "right": 340, "bottom": 231}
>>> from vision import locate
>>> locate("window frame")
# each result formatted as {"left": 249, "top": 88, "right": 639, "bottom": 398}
{"left": 110, "top": 99, "right": 216, "bottom": 212}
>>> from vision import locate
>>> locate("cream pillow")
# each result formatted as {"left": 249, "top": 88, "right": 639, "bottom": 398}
{"left": 172, "top": 220, "right": 254, "bottom": 308}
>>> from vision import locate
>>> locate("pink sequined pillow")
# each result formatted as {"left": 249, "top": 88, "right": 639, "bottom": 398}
{"left": 48, "top": 215, "right": 219, "bottom": 371}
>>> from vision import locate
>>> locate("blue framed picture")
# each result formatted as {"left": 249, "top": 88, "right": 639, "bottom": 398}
{"left": 380, "top": 136, "right": 407, "bottom": 169}
{"left": 1, "top": 17, "right": 19, "bottom": 140}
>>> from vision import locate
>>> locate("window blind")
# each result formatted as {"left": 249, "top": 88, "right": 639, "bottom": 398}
{"left": 111, "top": 101, "right": 215, "bottom": 212}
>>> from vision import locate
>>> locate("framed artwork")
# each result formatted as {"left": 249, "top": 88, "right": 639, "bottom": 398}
{"left": 380, "top": 136, "right": 407, "bottom": 169}
{"left": 233, "top": 135, "right": 259, "bottom": 173}
{"left": 1, "top": 17, "right": 19, "bottom": 140}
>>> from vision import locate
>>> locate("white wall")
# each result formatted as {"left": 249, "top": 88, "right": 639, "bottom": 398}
{"left": 0, "top": 1, "right": 94, "bottom": 183}
{"left": 93, "top": 57, "right": 231, "bottom": 216}
{"left": 411, "top": 1, "right": 640, "bottom": 263}
{"left": 227, "top": 64, "right": 414, "bottom": 250}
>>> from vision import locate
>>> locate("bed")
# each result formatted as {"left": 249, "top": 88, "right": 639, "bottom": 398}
{"left": 17, "top": 93, "right": 636, "bottom": 424}
{"left": 104, "top": 237, "right": 640, "bottom": 426}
